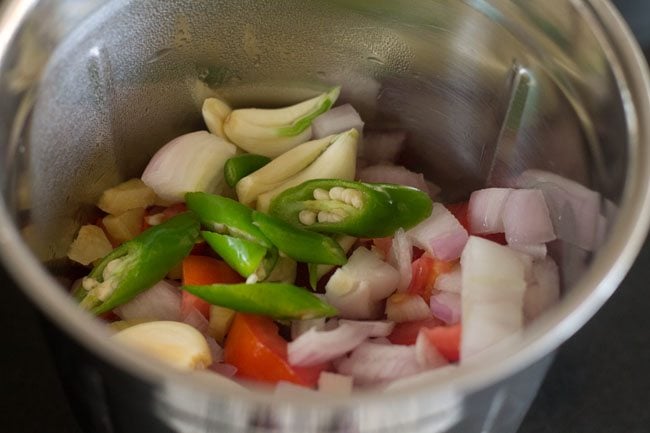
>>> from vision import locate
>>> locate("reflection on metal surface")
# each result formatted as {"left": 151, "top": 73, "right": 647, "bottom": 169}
{"left": 482, "top": 62, "right": 536, "bottom": 185}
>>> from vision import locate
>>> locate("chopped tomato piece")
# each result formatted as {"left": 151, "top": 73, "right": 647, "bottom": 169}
{"left": 224, "top": 314, "right": 325, "bottom": 386}
{"left": 446, "top": 201, "right": 506, "bottom": 245}
{"left": 181, "top": 256, "right": 244, "bottom": 318}
{"left": 422, "top": 324, "right": 461, "bottom": 362}
{"left": 407, "top": 254, "right": 456, "bottom": 301}
{"left": 189, "top": 241, "right": 210, "bottom": 257}
{"left": 182, "top": 255, "right": 243, "bottom": 285}
{"left": 162, "top": 203, "right": 188, "bottom": 219}
{"left": 387, "top": 318, "right": 444, "bottom": 345}
{"left": 372, "top": 237, "right": 393, "bottom": 257}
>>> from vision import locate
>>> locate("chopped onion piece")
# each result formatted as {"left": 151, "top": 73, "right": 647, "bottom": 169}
{"left": 358, "top": 164, "right": 432, "bottom": 197}
{"left": 312, "top": 104, "right": 364, "bottom": 138}
{"left": 288, "top": 323, "right": 369, "bottom": 366}
{"left": 141, "top": 131, "right": 237, "bottom": 202}
{"left": 318, "top": 372, "right": 353, "bottom": 396}
{"left": 182, "top": 306, "right": 210, "bottom": 334}
{"left": 205, "top": 336, "right": 224, "bottom": 363}
{"left": 429, "top": 292, "right": 461, "bottom": 325}
{"left": 433, "top": 264, "right": 461, "bottom": 293}
{"left": 115, "top": 280, "right": 181, "bottom": 322}
{"left": 325, "top": 247, "right": 399, "bottom": 319}
{"left": 467, "top": 188, "right": 512, "bottom": 234}
{"left": 339, "top": 320, "right": 395, "bottom": 337}
{"left": 337, "top": 342, "right": 423, "bottom": 385}
{"left": 461, "top": 237, "right": 526, "bottom": 359}
{"left": 415, "top": 330, "right": 449, "bottom": 368}
{"left": 502, "top": 189, "right": 556, "bottom": 246}
{"left": 406, "top": 203, "right": 469, "bottom": 261}
{"left": 388, "top": 228, "right": 413, "bottom": 291}
{"left": 359, "top": 130, "right": 406, "bottom": 165}
{"left": 325, "top": 284, "right": 384, "bottom": 321}
{"left": 426, "top": 180, "right": 442, "bottom": 199}
{"left": 516, "top": 170, "right": 600, "bottom": 251}
{"left": 208, "top": 363, "right": 238, "bottom": 377}
{"left": 509, "top": 243, "right": 547, "bottom": 259}
{"left": 524, "top": 257, "right": 560, "bottom": 322}
{"left": 385, "top": 293, "right": 432, "bottom": 323}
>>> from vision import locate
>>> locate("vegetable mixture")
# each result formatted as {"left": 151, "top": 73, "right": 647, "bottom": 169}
{"left": 67, "top": 86, "right": 601, "bottom": 392}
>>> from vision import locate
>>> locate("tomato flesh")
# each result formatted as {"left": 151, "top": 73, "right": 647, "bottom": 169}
{"left": 422, "top": 324, "right": 461, "bottom": 362}
{"left": 224, "top": 314, "right": 325, "bottom": 386}
{"left": 372, "top": 237, "right": 393, "bottom": 257}
{"left": 387, "top": 318, "right": 444, "bottom": 345}
{"left": 407, "top": 255, "right": 456, "bottom": 302}
{"left": 181, "top": 256, "right": 243, "bottom": 318}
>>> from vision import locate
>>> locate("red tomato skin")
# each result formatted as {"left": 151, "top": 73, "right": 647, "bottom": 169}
{"left": 422, "top": 324, "right": 461, "bottom": 362}
{"left": 224, "top": 314, "right": 325, "bottom": 387}
{"left": 387, "top": 318, "right": 444, "bottom": 345}
{"left": 182, "top": 256, "right": 243, "bottom": 285}
{"left": 407, "top": 255, "right": 457, "bottom": 302}
{"left": 181, "top": 256, "right": 244, "bottom": 318}
{"left": 372, "top": 237, "right": 393, "bottom": 257}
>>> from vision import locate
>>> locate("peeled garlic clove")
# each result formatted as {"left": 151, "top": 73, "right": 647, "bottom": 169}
{"left": 112, "top": 321, "right": 212, "bottom": 370}
{"left": 202, "top": 97, "right": 232, "bottom": 138}
{"left": 256, "top": 128, "right": 358, "bottom": 212}
{"left": 236, "top": 134, "right": 336, "bottom": 206}
{"left": 223, "top": 87, "right": 340, "bottom": 157}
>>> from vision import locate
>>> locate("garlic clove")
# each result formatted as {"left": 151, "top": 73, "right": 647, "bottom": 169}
{"left": 255, "top": 128, "right": 358, "bottom": 212}
{"left": 202, "top": 97, "right": 232, "bottom": 138}
{"left": 235, "top": 134, "right": 335, "bottom": 206}
{"left": 223, "top": 87, "right": 340, "bottom": 157}
{"left": 112, "top": 321, "right": 212, "bottom": 370}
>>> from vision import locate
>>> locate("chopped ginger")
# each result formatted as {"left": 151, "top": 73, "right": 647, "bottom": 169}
{"left": 67, "top": 225, "right": 113, "bottom": 266}
{"left": 103, "top": 207, "right": 145, "bottom": 243}
{"left": 98, "top": 178, "right": 156, "bottom": 215}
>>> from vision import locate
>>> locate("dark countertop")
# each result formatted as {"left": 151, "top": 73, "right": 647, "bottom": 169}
{"left": 1, "top": 2, "right": 649, "bottom": 433}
